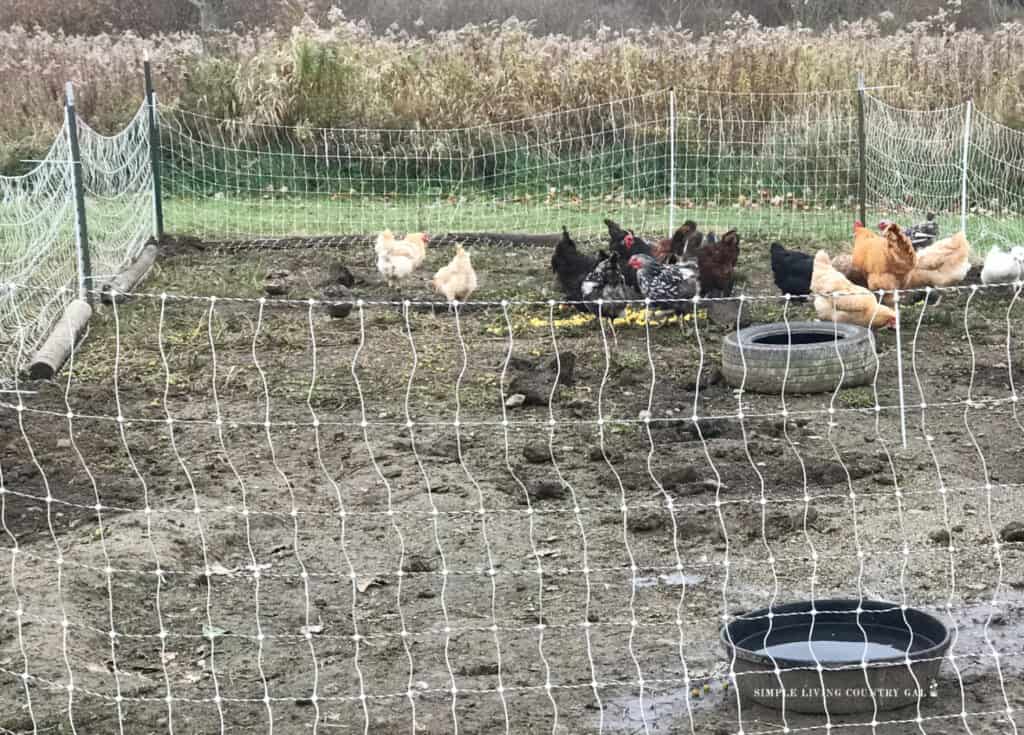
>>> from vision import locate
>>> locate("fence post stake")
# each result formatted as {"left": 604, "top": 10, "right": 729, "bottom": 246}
{"left": 856, "top": 72, "right": 867, "bottom": 226}
{"left": 960, "top": 99, "right": 972, "bottom": 236}
{"left": 65, "top": 82, "right": 93, "bottom": 304}
{"left": 668, "top": 87, "right": 676, "bottom": 238}
{"left": 144, "top": 53, "right": 165, "bottom": 241}
{"left": 893, "top": 290, "right": 908, "bottom": 449}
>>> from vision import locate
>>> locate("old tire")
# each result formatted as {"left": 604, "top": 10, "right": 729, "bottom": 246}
{"left": 721, "top": 321, "right": 876, "bottom": 394}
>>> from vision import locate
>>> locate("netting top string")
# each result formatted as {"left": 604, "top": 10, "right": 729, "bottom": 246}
{"left": 2, "top": 281, "right": 1020, "bottom": 307}
{"left": 0, "top": 120, "right": 71, "bottom": 184}
{"left": 862, "top": 91, "right": 971, "bottom": 115}
{"left": 73, "top": 102, "right": 148, "bottom": 142}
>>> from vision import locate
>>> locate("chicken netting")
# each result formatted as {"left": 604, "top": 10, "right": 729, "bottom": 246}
{"left": 0, "top": 125, "right": 76, "bottom": 384}
{"left": 4, "top": 83, "right": 1024, "bottom": 735}
{"left": 0, "top": 104, "right": 153, "bottom": 385}
{"left": 157, "top": 88, "right": 869, "bottom": 245}
{"left": 864, "top": 92, "right": 1024, "bottom": 250}
{"left": 2, "top": 279, "right": 1023, "bottom": 735}
{"left": 76, "top": 103, "right": 155, "bottom": 285}
{"left": 157, "top": 89, "right": 1024, "bottom": 255}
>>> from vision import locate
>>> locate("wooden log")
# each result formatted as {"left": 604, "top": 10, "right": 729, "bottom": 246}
{"left": 200, "top": 232, "right": 570, "bottom": 251}
{"left": 101, "top": 243, "right": 159, "bottom": 304}
{"left": 27, "top": 299, "right": 92, "bottom": 380}
{"left": 434, "top": 232, "right": 562, "bottom": 247}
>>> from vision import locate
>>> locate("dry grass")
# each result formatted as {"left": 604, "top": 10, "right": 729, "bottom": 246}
{"left": 4, "top": 14, "right": 1024, "bottom": 172}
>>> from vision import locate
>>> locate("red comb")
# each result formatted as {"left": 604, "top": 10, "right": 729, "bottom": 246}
{"left": 624, "top": 233, "right": 634, "bottom": 249}
{"left": 854, "top": 220, "right": 864, "bottom": 229}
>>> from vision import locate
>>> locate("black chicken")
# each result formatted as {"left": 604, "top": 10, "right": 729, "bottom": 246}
{"left": 603, "top": 218, "right": 652, "bottom": 288}
{"left": 769, "top": 242, "right": 814, "bottom": 299}
{"left": 604, "top": 218, "right": 653, "bottom": 257}
{"left": 878, "top": 212, "right": 938, "bottom": 250}
{"left": 551, "top": 227, "right": 597, "bottom": 312}
{"left": 319, "top": 261, "right": 356, "bottom": 289}
{"left": 604, "top": 218, "right": 630, "bottom": 249}
{"left": 627, "top": 253, "right": 700, "bottom": 314}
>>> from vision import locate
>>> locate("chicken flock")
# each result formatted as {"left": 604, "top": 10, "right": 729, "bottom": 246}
{"left": 338, "top": 213, "right": 1019, "bottom": 333}
{"left": 550, "top": 219, "right": 739, "bottom": 324}
{"left": 767, "top": 215, "right": 1011, "bottom": 328}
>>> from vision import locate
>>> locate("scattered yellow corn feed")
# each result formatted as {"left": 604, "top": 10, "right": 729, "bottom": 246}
{"left": 485, "top": 306, "right": 706, "bottom": 335}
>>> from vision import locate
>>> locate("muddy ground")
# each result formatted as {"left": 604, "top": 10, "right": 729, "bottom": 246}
{"left": 1, "top": 234, "right": 1023, "bottom": 734}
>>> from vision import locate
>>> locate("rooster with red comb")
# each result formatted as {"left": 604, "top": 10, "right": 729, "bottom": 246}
{"left": 603, "top": 217, "right": 653, "bottom": 288}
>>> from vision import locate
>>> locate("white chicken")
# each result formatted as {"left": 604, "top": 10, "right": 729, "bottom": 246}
{"left": 432, "top": 244, "right": 478, "bottom": 305}
{"left": 375, "top": 229, "right": 429, "bottom": 288}
{"left": 981, "top": 246, "right": 1024, "bottom": 285}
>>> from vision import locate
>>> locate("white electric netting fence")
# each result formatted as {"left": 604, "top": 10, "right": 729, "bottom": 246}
{"left": 158, "top": 88, "right": 867, "bottom": 244}
{"left": 966, "top": 110, "right": 1024, "bottom": 250}
{"left": 1, "top": 278, "right": 1021, "bottom": 734}
{"left": 863, "top": 95, "right": 967, "bottom": 230}
{"left": 3, "top": 81, "right": 1024, "bottom": 735}
{"left": 158, "top": 91, "right": 674, "bottom": 242}
{"left": 0, "top": 127, "right": 76, "bottom": 384}
{"left": 76, "top": 103, "right": 155, "bottom": 284}
{"left": 0, "top": 102, "right": 155, "bottom": 384}
{"left": 864, "top": 91, "right": 1024, "bottom": 250}
{"left": 672, "top": 88, "right": 859, "bottom": 243}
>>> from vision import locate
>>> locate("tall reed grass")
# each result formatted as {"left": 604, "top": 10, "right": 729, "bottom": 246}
{"left": 4, "top": 14, "right": 1024, "bottom": 173}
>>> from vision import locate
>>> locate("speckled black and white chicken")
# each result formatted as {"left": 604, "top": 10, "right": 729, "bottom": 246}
{"left": 580, "top": 250, "right": 636, "bottom": 321}
{"left": 627, "top": 253, "right": 700, "bottom": 314}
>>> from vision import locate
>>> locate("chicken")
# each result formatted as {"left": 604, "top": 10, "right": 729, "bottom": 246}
{"left": 770, "top": 244, "right": 867, "bottom": 297}
{"left": 627, "top": 253, "right": 700, "bottom": 314}
{"left": 604, "top": 218, "right": 630, "bottom": 250}
{"left": 580, "top": 250, "right": 635, "bottom": 321}
{"left": 375, "top": 230, "right": 430, "bottom": 288}
{"left": 675, "top": 220, "right": 704, "bottom": 259}
{"left": 322, "top": 283, "right": 353, "bottom": 318}
{"left": 432, "top": 244, "right": 478, "bottom": 304}
{"left": 653, "top": 220, "right": 703, "bottom": 264}
{"left": 904, "top": 231, "right": 970, "bottom": 289}
{"left": 769, "top": 242, "right": 814, "bottom": 298}
{"left": 604, "top": 218, "right": 653, "bottom": 258}
{"left": 696, "top": 229, "right": 740, "bottom": 298}
{"left": 811, "top": 250, "right": 897, "bottom": 330}
{"left": 320, "top": 261, "right": 355, "bottom": 289}
{"left": 830, "top": 254, "right": 869, "bottom": 288}
{"left": 851, "top": 222, "right": 917, "bottom": 302}
{"left": 981, "top": 246, "right": 1024, "bottom": 285}
{"left": 263, "top": 270, "right": 291, "bottom": 296}
{"left": 603, "top": 218, "right": 652, "bottom": 289}
{"left": 551, "top": 227, "right": 598, "bottom": 312}
{"left": 878, "top": 213, "right": 938, "bottom": 250}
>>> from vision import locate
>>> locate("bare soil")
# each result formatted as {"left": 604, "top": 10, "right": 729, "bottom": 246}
{"left": 2, "top": 236, "right": 1023, "bottom": 734}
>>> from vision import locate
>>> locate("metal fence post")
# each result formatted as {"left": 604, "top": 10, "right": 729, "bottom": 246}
{"left": 668, "top": 88, "right": 677, "bottom": 238}
{"left": 961, "top": 99, "right": 973, "bottom": 236}
{"left": 144, "top": 53, "right": 165, "bottom": 240}
{"left": 65, "top": 82, "right": 93, "bottom": 304}
{"left": 856, "top": 72, "right": 867, "bottom": 225}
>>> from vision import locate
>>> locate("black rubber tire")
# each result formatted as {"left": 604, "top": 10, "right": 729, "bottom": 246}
{"left": 720, "top": 321, "right": 876, "bottom": 394}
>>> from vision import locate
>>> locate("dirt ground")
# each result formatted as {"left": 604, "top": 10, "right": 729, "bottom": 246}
{"left": 2, "top": 234, "right": 1023, "bottom": 735}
